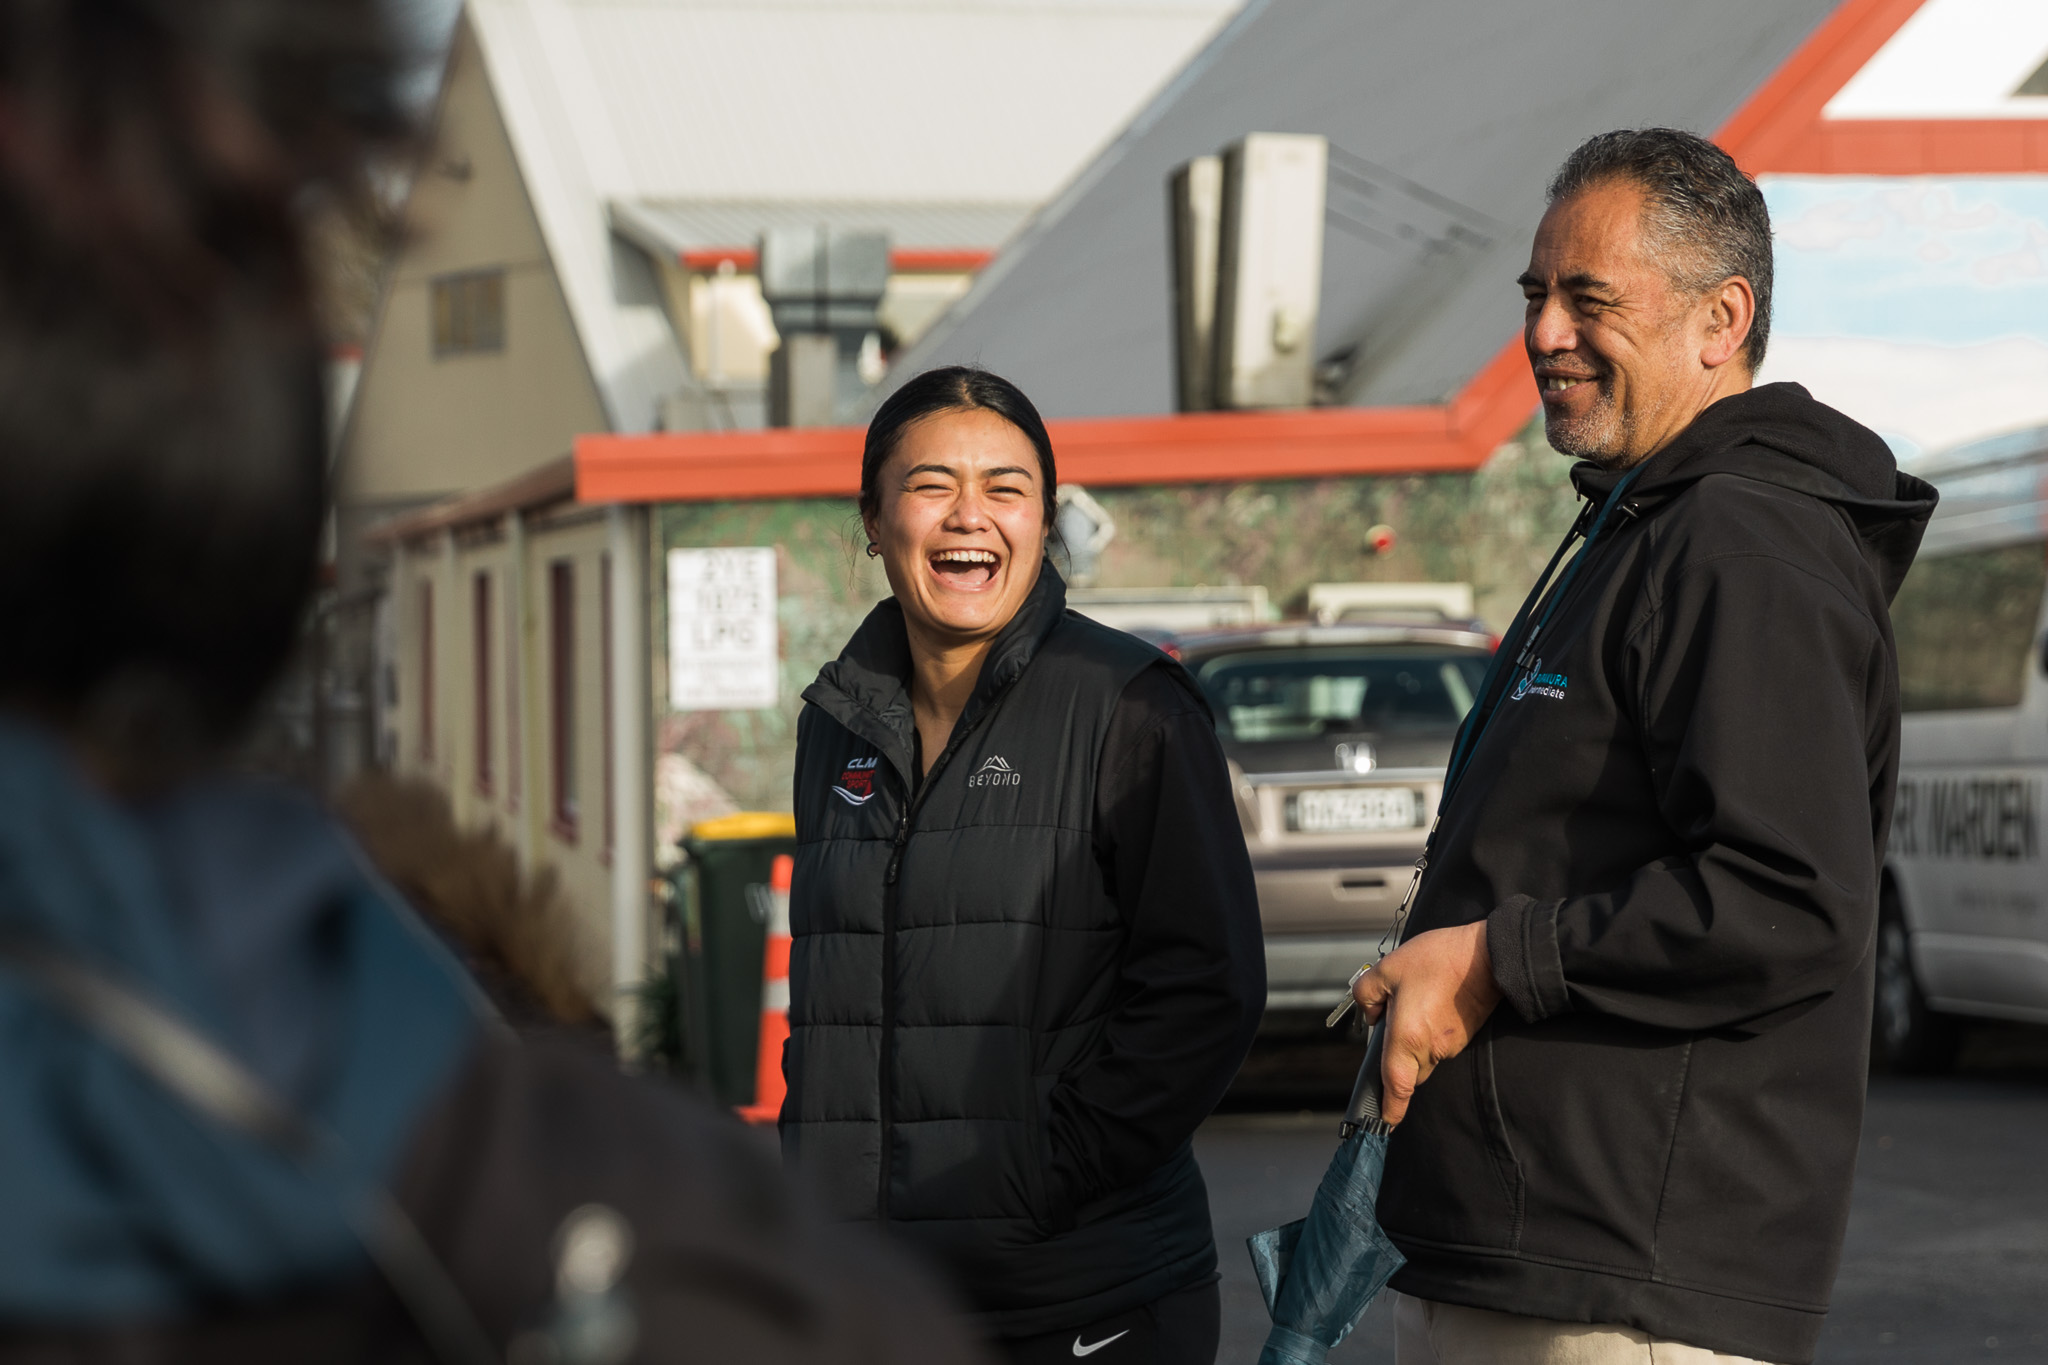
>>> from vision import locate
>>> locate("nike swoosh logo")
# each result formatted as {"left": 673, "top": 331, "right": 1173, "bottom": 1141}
{"left": 830, "top": 787, "right": 875, "bottom": 806}
{"left": 1072, "top": 1330, "right": 1130, "bottom": 1357}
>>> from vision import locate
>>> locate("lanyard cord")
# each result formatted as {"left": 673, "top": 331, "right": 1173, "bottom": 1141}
{"left": 1334, "top": 463, "right": 1651, "bottom": 1007}
{"left": 1437, "top": 464, "right": 1646, "bottom": 812}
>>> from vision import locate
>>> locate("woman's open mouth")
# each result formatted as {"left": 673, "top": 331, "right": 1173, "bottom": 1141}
{"left": 929, "top": 546, "right": 1002, "bottom": 590}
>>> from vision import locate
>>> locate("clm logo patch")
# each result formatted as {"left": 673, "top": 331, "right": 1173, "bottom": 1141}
{"left": 1511, "top": 659, "right": 1568, "bottom": 702}
{"left": 968, "top": 754, "right": 1021, "bottom": 789}
{"left": 832, "top": 756, "right": 880, "bottom": 805}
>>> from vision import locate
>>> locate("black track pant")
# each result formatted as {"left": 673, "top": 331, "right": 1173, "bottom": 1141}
{"left": 999, "top": 1278, "right": 1220, "bottom": 1365}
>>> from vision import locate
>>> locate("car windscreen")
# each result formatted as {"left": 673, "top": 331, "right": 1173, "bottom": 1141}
{"left": 1193, "top": 646, "right": 1490, "bottom": 742}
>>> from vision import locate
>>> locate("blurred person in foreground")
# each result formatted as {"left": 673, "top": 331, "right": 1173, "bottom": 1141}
{"left": 781, "top": 367, "right": 1265, "bottom": 1364}
{"left": 0, "top": 4, "right": 987, "bottom": 1361}
{"left": 1349, "top": 129, "right": 1935, "bottom": 1365}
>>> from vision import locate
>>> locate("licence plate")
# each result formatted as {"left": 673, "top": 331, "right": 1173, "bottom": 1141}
{"left": 1289, "top": 786, "right": 1419, "bottom": 834}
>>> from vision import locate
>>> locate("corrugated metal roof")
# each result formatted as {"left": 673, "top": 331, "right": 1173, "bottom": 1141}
{"left": 612, "top": 199, "right": 1035, "bottom": 254}
{"left": 885, "top": 0, "right": 1850, "bottom": 420}
{"left": 465, "top": 0, "right": 1240, "bottom": 433}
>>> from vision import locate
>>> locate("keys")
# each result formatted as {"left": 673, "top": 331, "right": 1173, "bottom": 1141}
{"left": 1326, "top": 850, "right": 1430, "bottom": 1030}
{"left": 1326, "top": 963, "right": 1372, "bottom": 1029}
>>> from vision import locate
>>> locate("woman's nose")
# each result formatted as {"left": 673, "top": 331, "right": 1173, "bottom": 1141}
{"left": 944, "top": 492, "right": 992, "bottom": 531}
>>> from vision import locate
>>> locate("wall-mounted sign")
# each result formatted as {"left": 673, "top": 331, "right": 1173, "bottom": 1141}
{"left": 668, "top": 547, "right": 778, "bottom": 710}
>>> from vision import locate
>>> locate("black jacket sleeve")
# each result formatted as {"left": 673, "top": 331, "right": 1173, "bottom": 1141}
{"left": 1041, "top": 662, "right": 1265, "bottom": 1219}
{"left": 1487, "top": 549, "right": 1892, "bottom": 1034}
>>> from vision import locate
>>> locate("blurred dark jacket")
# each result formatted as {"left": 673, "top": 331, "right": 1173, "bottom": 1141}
{"left": 0, "top": 721, "right": 989, "bottom": 1364}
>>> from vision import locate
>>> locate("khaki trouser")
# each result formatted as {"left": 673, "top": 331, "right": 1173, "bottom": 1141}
{"left": 1394, "top": 1292, "right": 1773, "bottom": 1365}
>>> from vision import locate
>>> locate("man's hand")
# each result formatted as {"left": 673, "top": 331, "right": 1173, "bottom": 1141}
{"left": 1352, "top": 921, "right": 1503, "bottom": 1126}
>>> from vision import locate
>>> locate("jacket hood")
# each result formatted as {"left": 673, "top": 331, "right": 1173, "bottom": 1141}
{"left": 1573, "top": 382, "right": 1939, "bottom": 602}
{"left": 804, "top": 560, "right": 1070, "bottom": 785}
{"left": 0, "top": 719, "right": 481, "bottom": 1320}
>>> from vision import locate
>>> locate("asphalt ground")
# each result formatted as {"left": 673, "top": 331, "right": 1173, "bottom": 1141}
{"left": 1199, "top": 1019, "right": 2048, "bottom": 1365}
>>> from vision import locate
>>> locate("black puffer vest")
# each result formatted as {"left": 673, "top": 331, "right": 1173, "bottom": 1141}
{"left": 782, "top": 568, "right": 1215, "bottom": 1337}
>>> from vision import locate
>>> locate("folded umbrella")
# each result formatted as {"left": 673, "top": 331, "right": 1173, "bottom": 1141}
{"left": 1246, "top": 1025, "right": 1404, "bottom": 1365}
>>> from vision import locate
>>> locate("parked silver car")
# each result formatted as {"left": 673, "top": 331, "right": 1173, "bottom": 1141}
{"left": 1166, "top": 622, "right": 1495, "bottom": 1020}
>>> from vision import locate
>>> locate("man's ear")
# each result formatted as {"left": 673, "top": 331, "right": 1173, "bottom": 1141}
{"left": 1700, "top": 275, "right": 1755, "bottom": 371}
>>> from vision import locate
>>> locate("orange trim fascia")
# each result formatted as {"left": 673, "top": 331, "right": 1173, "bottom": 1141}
{"left": 889, "top": 248, "right": 995, "bottom": 273}
{"left": 574, "top": 400, "right": 1536, "bottom": 505}
{"left": 676, "top": 247, "right": 995, "bottom": 274}
{"left": 680, "top": 248, "right": 757, "bottom": 272}
{"left": 1716, "top": 0, "right": 1923, "bottom": 171}
{"left": 1754, "top": 119, "right": 2048, "bottom": 174}
{"left": 1720, "top": 0, "right": 2048, "bottom": 174}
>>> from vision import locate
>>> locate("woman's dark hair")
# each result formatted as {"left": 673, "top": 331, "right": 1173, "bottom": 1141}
{"left": 859, "top": 367, "right": 1058, "bottom": 524}
{"left": 0, "top": 1, "right": 405, "bottom": 751}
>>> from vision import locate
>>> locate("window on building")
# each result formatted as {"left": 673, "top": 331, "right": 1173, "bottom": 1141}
{"left": 505, "top": 578, "right": 522, "bottom": 812}
{"left": 418, "top": 580, "right": 435, "bottom": 763}
{"left": 474, "top": 571, "right": 493, "bottom": 793}
{"left": 431, "top": 269, "right": 505, "bottom": 356}
{"left": 1892, "top": 540, "right": 2048, "bottom": 711}
{"left": 601, "top": 553, "right": 615, "bottom": 860}
{"left": 549, "top": 559, "right": 577, "bottom": 840}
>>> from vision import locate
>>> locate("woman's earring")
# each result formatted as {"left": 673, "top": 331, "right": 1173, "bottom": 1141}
{"left": 866, "top": 542, "right": 881, "bottom": 558}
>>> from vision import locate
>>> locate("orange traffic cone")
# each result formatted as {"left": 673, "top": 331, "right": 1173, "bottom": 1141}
{"left": 736, "top": 853, "right": 793, "bottom": 1125}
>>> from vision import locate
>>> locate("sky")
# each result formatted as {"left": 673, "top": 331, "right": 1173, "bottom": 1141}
{"left": 1759, "top": 177, "right": 2048, "bottom": 459}
{"left": 1765, "top": 176, "right": 2048, "bottom": 348}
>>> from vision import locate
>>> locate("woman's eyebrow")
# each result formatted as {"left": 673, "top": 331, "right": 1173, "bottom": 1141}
{"left": 980, "top": 465, "right": 1036, "bottom": 481}
{"left": 901, "top": 462, "right": 958, "bottom": 480}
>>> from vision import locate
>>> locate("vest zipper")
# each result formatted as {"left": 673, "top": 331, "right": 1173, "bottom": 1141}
{"left": 875, "top": 706, "right": 1002, "bottom": 1227}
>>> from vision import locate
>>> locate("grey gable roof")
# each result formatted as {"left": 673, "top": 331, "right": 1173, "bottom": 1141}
{"left": 883, "top": 0, "right": 1844, "bottom": 420}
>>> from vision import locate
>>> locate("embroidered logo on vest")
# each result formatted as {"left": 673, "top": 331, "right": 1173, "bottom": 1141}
{"left": 832, "top": 755, "right": 880, "bottom": 805}
{"left": 967, "top": 754, "right": 1022, "bottom": 789}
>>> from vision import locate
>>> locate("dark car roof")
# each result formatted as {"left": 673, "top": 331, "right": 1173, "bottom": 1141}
{"left": 1172, "top": 622, "right": 1494, "bottom": 662}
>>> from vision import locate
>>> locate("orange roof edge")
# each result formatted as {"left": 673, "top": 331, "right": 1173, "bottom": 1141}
{"left": 574, "top": 396, "right": 1538, "bottom": 505}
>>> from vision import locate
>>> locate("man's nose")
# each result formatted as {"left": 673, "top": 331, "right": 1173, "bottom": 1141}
{"left": 1526, "top": 295, "right": 1578, "bottom": 358}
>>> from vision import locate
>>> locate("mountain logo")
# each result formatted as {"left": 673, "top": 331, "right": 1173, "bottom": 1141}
{"left": 968, "top": 753, "right": 1022, "bottom": 789}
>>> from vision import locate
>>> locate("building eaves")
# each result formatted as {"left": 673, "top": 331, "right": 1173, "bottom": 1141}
{"left": 608, "top": 199, "right": 1036, "bottom": 260}
{"left": 366, "top": 455, "right": 577, "bottom": 545}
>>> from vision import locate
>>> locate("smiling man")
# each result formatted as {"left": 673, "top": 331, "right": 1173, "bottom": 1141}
{"left": 1349, "top": 130, "right": 1937, "bottom": 1365}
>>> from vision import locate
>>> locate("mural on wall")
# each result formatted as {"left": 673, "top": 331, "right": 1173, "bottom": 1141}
{"left": 653, "top": 422, "right": 1584, "bottom": 822}
{"left": 1759, "top": 176, "right": 2048, "bottom": 462}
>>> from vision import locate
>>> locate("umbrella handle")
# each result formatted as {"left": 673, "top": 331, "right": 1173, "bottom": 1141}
{"left": 1341, "top": 1024, "right": 1393, "bottom": 1138}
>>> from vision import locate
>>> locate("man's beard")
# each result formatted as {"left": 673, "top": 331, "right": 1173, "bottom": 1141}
{"left": 1543, "top": 378, "right": 1637, "bottom": 469}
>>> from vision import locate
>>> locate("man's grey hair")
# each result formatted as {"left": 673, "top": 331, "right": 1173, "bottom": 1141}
{"left": 1547, "top": 128, "right": 1774, "bottom": 370}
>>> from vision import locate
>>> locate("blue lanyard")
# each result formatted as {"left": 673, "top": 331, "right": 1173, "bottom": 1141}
{"left": 1437, "top": 464, "right": 1645, "bottom": 811}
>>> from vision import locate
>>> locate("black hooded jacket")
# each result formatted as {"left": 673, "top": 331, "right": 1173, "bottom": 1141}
{"left": 1379, "top": 384, "right": 1936, "bottom": 1364}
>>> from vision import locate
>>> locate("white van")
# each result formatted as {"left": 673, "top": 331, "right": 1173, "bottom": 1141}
{"left": 1876, "top": 425, "right": 2048, "bottom": 1069}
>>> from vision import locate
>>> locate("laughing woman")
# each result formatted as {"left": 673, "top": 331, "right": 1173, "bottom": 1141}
{"left": 782, "top": 368, "right": 1264, "bottom": 1364}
